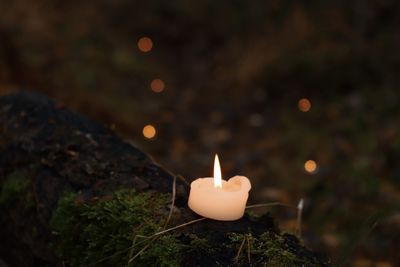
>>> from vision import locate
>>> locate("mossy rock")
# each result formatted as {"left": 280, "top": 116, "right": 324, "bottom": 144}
{"left": 50, "top": 190, "right": 331, "bottom": 267}
{"left": 51, "top": 190, "right": 181, "bottom": 267}
{"left": 0, "top": 92, "right": 332, "bottom": 267}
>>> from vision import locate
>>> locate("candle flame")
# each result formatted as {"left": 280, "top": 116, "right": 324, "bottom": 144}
{"left": 214, "top": 154, "right": 222, "bottom": 188}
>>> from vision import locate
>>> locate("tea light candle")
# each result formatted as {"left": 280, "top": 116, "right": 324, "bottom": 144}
{"left": 188, "top": 154, "right": 251, "bottom": 221}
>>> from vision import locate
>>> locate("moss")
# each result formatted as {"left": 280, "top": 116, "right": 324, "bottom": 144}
{"left": 50, "top": 190, "right": 182, "bottom": 267}
{"left": 255, "top": 233, "right": 299, "bottom": 266}
{"left": 225, "top": 232, "right": 320, "bottom": 267}
{"left": 188, "top": 234, "right": 210, "bottom": 250}
{"left": 50, "top": 190, "right": 327, "bottom": 267}
{"left": 137, "top": 235, "right": 183, "bottom": 267}
{"left": 181, "top": 231, "right": 321, "bottom": 267}
{"left": 0, "top": 170, "right": 31, "bottom": 206}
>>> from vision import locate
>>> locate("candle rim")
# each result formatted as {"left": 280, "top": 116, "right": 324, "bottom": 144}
{"left": 190, "top": 176, "right": 251, "bottom": 192}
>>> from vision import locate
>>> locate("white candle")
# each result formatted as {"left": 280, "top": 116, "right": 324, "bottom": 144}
{"left": 188, "top": 154, "right": 251, "bottom": 221}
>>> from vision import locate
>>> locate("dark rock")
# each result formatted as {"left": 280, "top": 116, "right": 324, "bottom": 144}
{"left": 0, "top": 91, "right": 331, "bottom": 267}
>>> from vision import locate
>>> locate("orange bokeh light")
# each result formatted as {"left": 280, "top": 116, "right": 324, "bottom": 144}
{"left": 137, "top": 37, "right": 153, "bottom": 52}
{"left": 304, "top": 160, "right": 317, "bottom": 173}
{"left": 298, "top": 98, "right": 311, "bottom": 112}
{"left": 142, "top": 124, "right": 156, "bottom": 139}
{"left": 150, "top": 79, "right": 165, "bottom": 93}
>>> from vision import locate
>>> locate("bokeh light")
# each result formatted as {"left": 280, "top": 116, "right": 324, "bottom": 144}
{"left": 304, "top": 160, "right": 317, "bottom": 173}
{"left": 298, "top": 98, "right": 311, "bottom": 112}
{"left": 137, "top": 37, "right": 153, "bottom": 52}
{"left": 142, "top": 124, "right": 156, "bottom": 139}
{"left": 150, "top": 79, "right": 165, "bottom": 93}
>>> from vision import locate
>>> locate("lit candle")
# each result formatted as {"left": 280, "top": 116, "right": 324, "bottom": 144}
{"left": 188, "top": 154, "right": 251, "bottom": 221}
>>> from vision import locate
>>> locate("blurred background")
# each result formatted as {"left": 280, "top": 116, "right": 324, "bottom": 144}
{"left": 0, "top": 1, "right": 399, "bottom": 266}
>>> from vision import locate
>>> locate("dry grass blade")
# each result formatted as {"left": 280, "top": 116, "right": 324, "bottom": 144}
{"left": 128, "top": 175, "right": 177, "bottom": 265}
{"left": 128, "top": 236, "right": 158, "bottom": 264}
{"left": 125, "top": 217, "right": 207, "bottom": 265}
{"left": 153, "top": 217, "right": 206, "bottom": 237}
{"left": 127, "top": 233, "right": 139, "bottom": 265}
{"left": 95, "top": 217, "right": 207, "bottom": 266}
{"left": 233, "top": 235, "right": 246, "bottom": 264}
{"left": 246, "top": 234, "right": 251, "bottom": 264}
{"left": 98, "top": 189, "right": 293, "bottom": 265}
{"left": 163, "top": 175, "right": 177, "bottom": 229}
{"left": 127, "top": 223, "right": 146, "bottom": 263}
{"left": 246, "top": 202, "right": 293, "bottom": 209}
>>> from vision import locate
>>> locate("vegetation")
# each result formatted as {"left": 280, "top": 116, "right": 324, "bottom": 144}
{"left": 50, "top": 190, "right": 182, "bottom": 267}
{"left": 50, "top": 190, "right": 328, "bottom": 267}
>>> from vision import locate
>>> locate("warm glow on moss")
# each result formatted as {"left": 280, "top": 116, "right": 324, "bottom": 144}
{"left": 138, "top": 37, "right": 153, "bottom": 52}
{"left": 151, "top": 79, "right": 165, "bottom": 93}
{"left": 298, "top": 98, "right": 311, "bottom": 112}
{"left": 304, "top": 160, "right": 317, "bottom": 173}
{"left": 143, "top": 124, "right": 156, "bottom": 139}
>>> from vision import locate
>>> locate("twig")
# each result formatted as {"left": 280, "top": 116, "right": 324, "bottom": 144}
{"left": 233, "top": 235, "right": 246, "bottom": 264}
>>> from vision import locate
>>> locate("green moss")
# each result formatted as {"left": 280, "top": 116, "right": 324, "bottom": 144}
{"left": 226, "top": 232, "right": 319, "bottom": 267}
{"left": 0, "top": 170, "right": 31, "bottom": 206}
{"left": 137, "top": 235, "right": 183, "bottom": 267}
{"left": 189, "top": 234, "right": 210, "bottom": 250}
{"left": 50, "top": 190, "right": 182, "bottom": 267}
{"left": 50, "top": 190, "right": 326, "bottom": 267}
{"left": 182, "top": 231, "right": 322, "bottom": 267}
{"left": 255, "top": 233, "right": 298, "bottom": 266}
